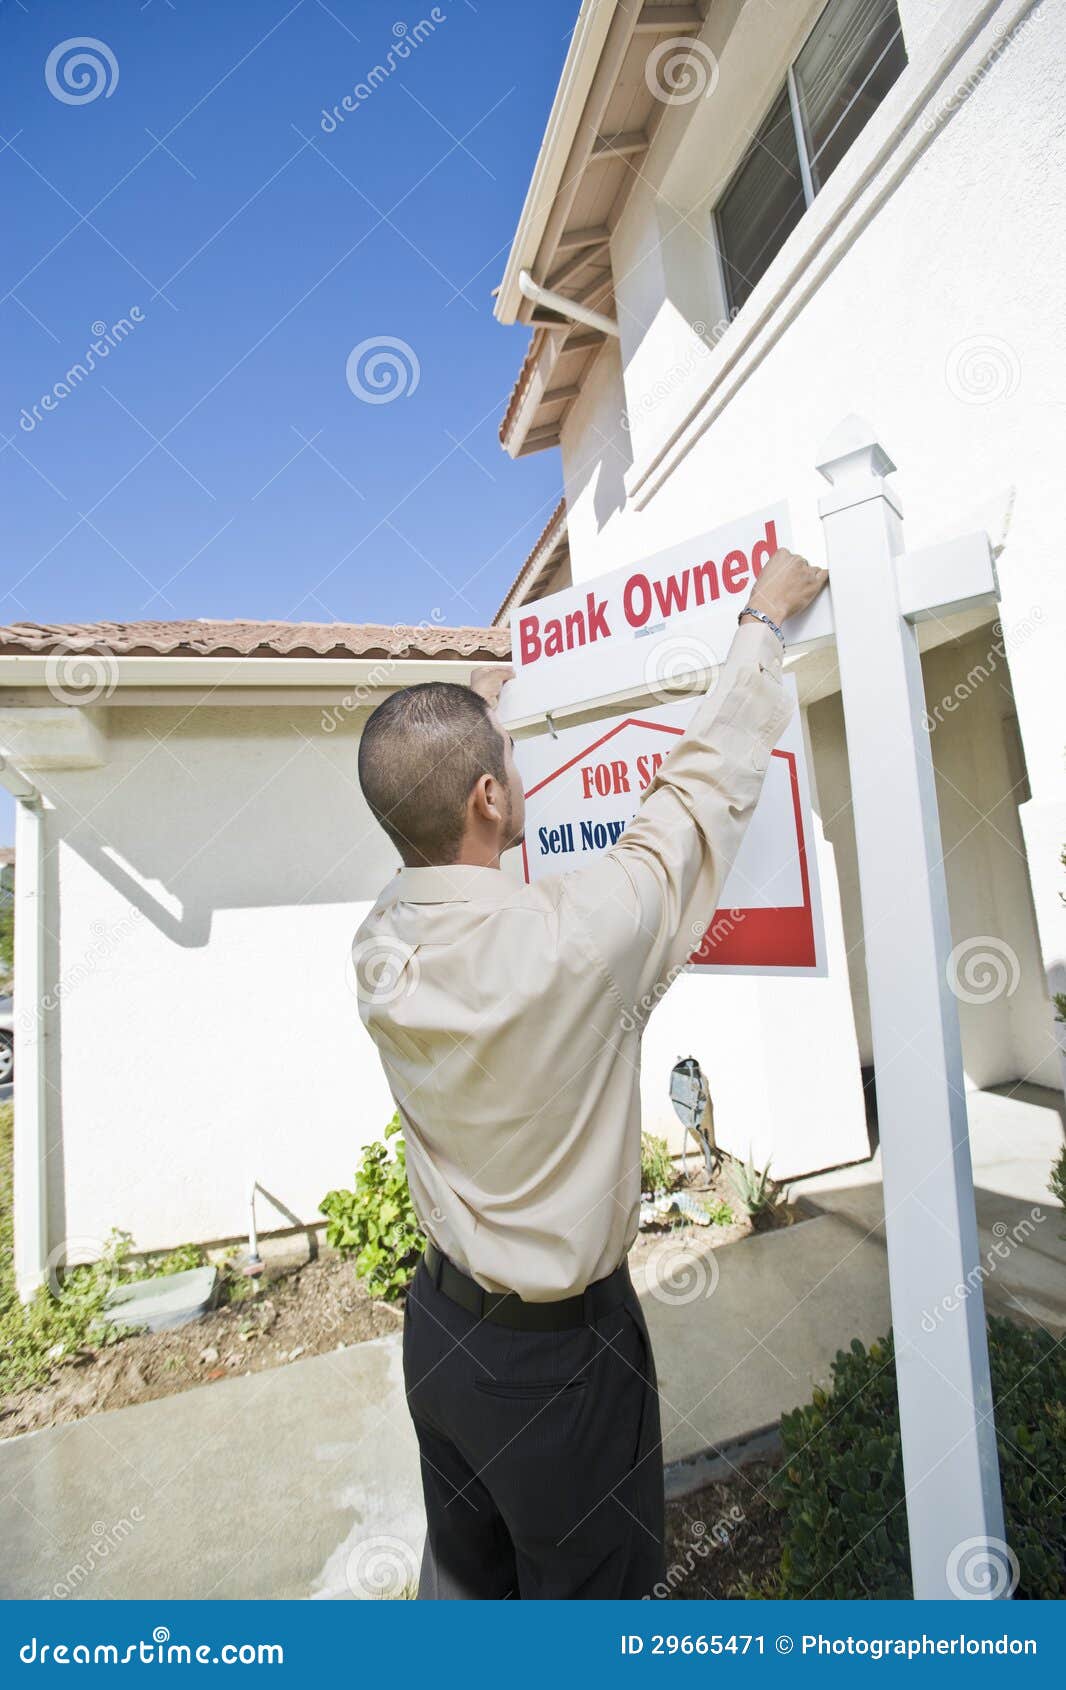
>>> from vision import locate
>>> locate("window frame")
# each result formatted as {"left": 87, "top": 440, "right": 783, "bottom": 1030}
{"left": 713, "top": 0, "right": 905, "bottom": 316}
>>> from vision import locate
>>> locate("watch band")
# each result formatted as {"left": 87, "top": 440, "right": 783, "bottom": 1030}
{"left": 739, "top": 605, "right": 785, "bottom": 646}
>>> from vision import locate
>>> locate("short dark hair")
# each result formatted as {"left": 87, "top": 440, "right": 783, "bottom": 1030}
{"left": 358, "top": 682, "right": 508, "bottom": 865}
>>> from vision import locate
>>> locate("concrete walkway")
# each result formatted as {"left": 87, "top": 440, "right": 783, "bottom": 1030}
{"left": 1, "top": 1084, "right": 1061, "bottom": 1599}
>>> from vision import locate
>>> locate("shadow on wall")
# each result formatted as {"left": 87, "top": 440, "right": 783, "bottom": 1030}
{"left": 39, "top": 705, "right": 399, "bottom": 950}
{"left": 562, "top": 338, "right": 633, "bottom": 536}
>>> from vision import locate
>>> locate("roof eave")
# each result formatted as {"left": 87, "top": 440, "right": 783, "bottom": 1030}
{"left": 494, "top": 0, "right": 619, "bottom": 327}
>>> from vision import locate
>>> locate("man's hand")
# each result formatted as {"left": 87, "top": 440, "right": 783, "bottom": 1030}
{"left": 744, "top": 548, "right": 828, "bottom": 628}
{"left": 468, "top": 664, "right": 515, "bottom": 710}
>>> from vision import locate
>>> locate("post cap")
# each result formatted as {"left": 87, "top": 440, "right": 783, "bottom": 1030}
{"left": 816, "top": 414, "right": 896, "bottom": 483}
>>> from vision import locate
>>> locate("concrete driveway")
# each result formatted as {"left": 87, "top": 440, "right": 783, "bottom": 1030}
{"left": 0, "top": 1082, "right": 1061, "bottom": 1599}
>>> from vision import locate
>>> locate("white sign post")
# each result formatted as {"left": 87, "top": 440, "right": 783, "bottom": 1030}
{"left": 499, "top": 415, "right": 1006, "bottom": 1598}
{"left": 815, "top": 416, "right": 1005, "bottom": 1599}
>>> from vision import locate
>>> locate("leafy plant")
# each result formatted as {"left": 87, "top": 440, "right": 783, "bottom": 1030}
{"left": 0, "top": 1102, "right": 209, "bottom": 1396}
{"left": 770, "top": 1318, "right": 1066, "bottom": 1599}
{"left": 320, "top": 1114, "right": 425, "bottom": 1300}
{"left": 728, "top": 1152, "right": 782, "bottom": 1219}
{"left": 1049, "top": 1145, "right": 1066, "bottom": 1237}
{"left": 640, "top": 1132, "right": 676, "bottom": 1195}
{"left": 700, "top": 1197, "right": 735, "bottom": 1227}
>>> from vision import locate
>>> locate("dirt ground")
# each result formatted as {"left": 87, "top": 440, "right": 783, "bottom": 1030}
{"left": 0, "top": 1250, "right": 402, "bottom": 1441}
{"left": 662, "top": 1461, "right": 785, "bottom": 1599}
{"left": 2, "top": 1164, "right": 794, "bottom": 1442}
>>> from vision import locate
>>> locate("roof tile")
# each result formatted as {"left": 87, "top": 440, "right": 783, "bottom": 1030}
{"left": 0, "top": 619, "right": 511, "bottom": 662}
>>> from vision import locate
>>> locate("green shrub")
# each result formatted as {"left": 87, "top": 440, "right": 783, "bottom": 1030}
{"left": 700, "top": 1197, "right": 735, "bottom": 1227}
{"left": 320, "top": 1115, "right": 424, "bottom": 1300}
{"left": 0, "top": 1104, "right": 207, "bottom": 1396}
{"left": 771, "top": 1318, "right": 1066, "bottom": 1598}
{"left": 1049, "top": 1145, "right": 1065, "bottom": 1235}
{"left": 640, "top": 1132, "right": 676, "bottom": 1195}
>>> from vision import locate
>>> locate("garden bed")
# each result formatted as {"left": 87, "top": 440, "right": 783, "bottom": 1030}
{"left": 0, "top": 1249, "right": 401, "bottom": 1441}
{"left": 662, "top": 1460, "right": 785, "bottom": 1599}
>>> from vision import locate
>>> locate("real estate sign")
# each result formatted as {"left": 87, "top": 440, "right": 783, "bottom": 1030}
{"left": 499, "top": 504, "right": 789, "bottom": 733}
{"left": 514, "top": 678, "right": 826, "bottom": 976}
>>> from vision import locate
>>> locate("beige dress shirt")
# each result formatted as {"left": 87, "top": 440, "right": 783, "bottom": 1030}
{"left": 354, "top": 620, "right": 793, "bottom": 1300}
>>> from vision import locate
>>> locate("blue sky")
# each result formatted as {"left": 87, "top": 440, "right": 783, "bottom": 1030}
{"left": 2, "top": 0, "right": 573, "bottom": 643}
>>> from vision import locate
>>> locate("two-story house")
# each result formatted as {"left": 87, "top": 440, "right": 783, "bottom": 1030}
{"left": 491, "top": 0, "right": 1064, "bottom": 1177}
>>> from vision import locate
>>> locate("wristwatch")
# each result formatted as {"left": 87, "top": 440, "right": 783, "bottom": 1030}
{"left": 739, "top": 605, "right": 786, "bottom": 646}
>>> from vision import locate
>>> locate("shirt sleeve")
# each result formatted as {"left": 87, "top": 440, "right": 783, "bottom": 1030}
{"left": 560, "top": 619, "right": 794, "bottom": 1023}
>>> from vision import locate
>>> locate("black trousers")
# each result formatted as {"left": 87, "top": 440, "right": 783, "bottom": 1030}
{"left": 402, "top": 1256, "right": 666, "bottom": 1600}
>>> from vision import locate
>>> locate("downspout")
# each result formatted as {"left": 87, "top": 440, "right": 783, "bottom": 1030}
{"left": 518, "top": 269, "right": 620, "bottom": 338}
{"left": 0, "top": 758, "right": 48, "bottom": 1302}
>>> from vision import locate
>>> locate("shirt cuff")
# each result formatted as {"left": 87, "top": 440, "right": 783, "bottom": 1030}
{"left": 730, "top": 616, "right": 785, "bottom": 680}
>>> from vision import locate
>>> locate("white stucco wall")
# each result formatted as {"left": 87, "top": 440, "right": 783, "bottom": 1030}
{"left": 33, "top": 703, "right": 400, "bottom": 1259}
{"left": 555, "top": 0, "right": 1065, "bottom": 1132}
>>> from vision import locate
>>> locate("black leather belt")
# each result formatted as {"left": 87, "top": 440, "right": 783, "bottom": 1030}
{"left": 421, "top": 1242, "right": 629, "bottom": 1332}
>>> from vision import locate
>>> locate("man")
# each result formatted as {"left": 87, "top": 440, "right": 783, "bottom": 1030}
{"left": 355, "top": 547, "right": 828, "bottom": 1599}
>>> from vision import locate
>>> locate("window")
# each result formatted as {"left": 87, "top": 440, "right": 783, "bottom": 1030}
{"left": 716, "top": 0, "right": 907, "bottom": 313}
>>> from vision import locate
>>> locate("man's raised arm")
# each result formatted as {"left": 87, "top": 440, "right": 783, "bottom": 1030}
{"left": 563, "top": 550, "right": 829, "bottom": 1021}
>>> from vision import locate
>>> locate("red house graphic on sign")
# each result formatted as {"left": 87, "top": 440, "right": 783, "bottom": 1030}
{"left": 520, "top": 716, "right": 818, "bottom": 972}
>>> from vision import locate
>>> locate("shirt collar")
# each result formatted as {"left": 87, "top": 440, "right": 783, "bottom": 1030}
{"left": 387, "top": 864, "right": 514, "bottom": 905}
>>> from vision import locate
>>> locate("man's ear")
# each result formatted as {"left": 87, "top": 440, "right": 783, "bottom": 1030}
{"left": 469, "top": 771, "right": 502, "bottom": 825}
